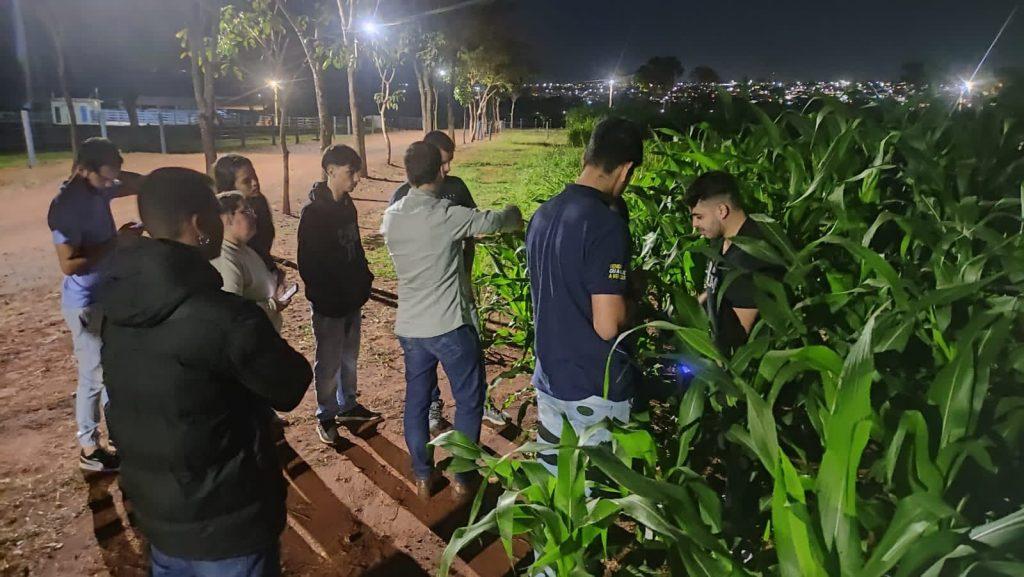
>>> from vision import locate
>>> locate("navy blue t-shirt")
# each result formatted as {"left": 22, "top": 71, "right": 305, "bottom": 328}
{"left": 527, "top": 184, "right": 634, "bottom": 402}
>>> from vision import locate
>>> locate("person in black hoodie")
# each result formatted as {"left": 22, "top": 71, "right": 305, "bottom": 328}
{"left": 99, "top": 167, "right": 312, "bottom": 577}
{"left": 298, "top": 145, "right": 382, "bottom": 446}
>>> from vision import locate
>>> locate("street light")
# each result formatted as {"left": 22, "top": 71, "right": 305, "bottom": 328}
{"left": 267, "top": 79, "right": 281, "bottom": 127}
{"left": 438, "top": 68, "right": 449, "bottom": 79}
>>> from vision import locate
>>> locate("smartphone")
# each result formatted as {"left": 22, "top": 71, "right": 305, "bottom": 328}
{"left": 280, "top": 283, "right": 298, "bottom": 301}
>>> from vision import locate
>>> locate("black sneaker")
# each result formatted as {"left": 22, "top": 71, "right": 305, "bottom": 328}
{"left": 336, "top": 404, "right": 384, "bottom": 426}
{"left": 482, "top": 405, "right": 509, "bottom": 427}
{"left": 316, "top": 420, "right": 340, "bottom": 445}
{"left": 80, "top": 447, "right": 120, "bottom": 472}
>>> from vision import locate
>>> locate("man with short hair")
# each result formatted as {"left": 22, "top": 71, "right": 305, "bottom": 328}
{"left": 389, "top": 130, "right": 506, "bottom": 432}
{"left": 298, "top": 144, "right": 381, "bottom": 446}
{"left": 686, "top": 170, "right": 772, "bottom": 354}
{"left": 382, "top": 142, "right": 523, "bottom": 498}
{"left": 47, "top": 137, "right": 142, "bottom": 472}
{"left": 526, "top": 117, "right": 643, "bottom": 474}
{"left": 99, "top": 167, "right": 312, "bottom": 577}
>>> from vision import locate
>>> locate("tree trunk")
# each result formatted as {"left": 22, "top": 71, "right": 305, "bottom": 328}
{"left": 125, "top": 96, "right": 139, "bottom": 128}
{"left": 447, "top": 84, "right": 456, "bottom": 141}
{"left": 279, "top": 97, "right": 291, "bottom": 216}
{"left": 276, "top": 0, "right": 332, "bottom": 151}
{"left": 187, "top": 1, "right": 218, "bottom": 174}
{"left": 510, "top": 95, "right": 518, "bottom": 129}
{"left": 462, "top": 107, "right": 467, "bottom": 144}
{"left": 381, "top": 109, "right": 391, "bottom": 165}
{"left": 431, "top": 83, "right": 439, "bottom": 132}
{"left": 346, "top": 66, "right": 367, "bottom": 177}
{"left": 413, "top": 60, "right": 428, "bottom": 133}
{"left": 47, "top": 22, "right": 77, "bottom": 158}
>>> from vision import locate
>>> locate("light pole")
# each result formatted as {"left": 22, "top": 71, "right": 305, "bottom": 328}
{"left": 268, "top": 79, "right": 281, "bottom": 127}
{"left": 608, "top": 78, "right": 615, "bottom": 108}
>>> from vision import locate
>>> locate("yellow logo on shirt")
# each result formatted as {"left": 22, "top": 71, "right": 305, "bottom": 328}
{"left": 608, "top": 264, "right": 626, "bottom": 281}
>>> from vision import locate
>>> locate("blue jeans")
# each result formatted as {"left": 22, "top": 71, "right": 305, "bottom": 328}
{"left": 311, "top": 309, "right": 361, "bottom": 423}
{"left": 399, "top": 325, "right": 485, "bottom": 482}
{"left": 62, "top": 305, "right": 109, "bottom": 450}
{"left": 150, "top": 544, "right": 280, "bottom": 577}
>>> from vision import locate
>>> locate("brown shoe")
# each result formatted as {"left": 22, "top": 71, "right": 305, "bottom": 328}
{"left": 452, "top": 479, "right": 475, "bottom": 501}
{"left": 415, "top": 476, "right": 434, "bottom": 500}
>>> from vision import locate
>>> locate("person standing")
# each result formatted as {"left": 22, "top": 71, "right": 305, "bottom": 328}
{"left": 99, "top": 167, "right": 312, "bottom": 577}
{"left": 298, "top": 145, "right": 381, "bottom": 446}
{"left": 214, "top": 154, "right": 276, "bottom": 272}
{"left": 389, "top": 130, "right": 506, "bottom": 432}
{"left": 47, "top": 137, "right": 141, "bottom": 472}
{"left": 687, "top": 170, "right": 773, "bottom": 354}
{"left": 211, "top": 192, "right": 293, "bottom": 332}
{"left": 382, "top": 142, "right": 523, "bottom": 498}
{"left": 526, "top": 117, "right": 643, "bottom": 475}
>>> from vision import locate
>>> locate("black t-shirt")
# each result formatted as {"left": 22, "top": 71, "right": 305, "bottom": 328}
{"left": 703, "top": 218, "right": 772, "bottom": 354}
{"left": 527, "top": 184, "right": 635, "bottom": 402}
{"left": 390, "top": 175, "right": 476, "bottom": 208}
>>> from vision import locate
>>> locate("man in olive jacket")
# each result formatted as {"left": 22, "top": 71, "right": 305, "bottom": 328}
{"left": 98, "top": 167, "right": 312, "bottom": 576}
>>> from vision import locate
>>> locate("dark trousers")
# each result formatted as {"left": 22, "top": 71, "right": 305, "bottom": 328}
{"left": 150, "top": 543, "right": 280, "bottom": 577}
{"left": 398, "top": 325, "right": 485, "bottom": 482}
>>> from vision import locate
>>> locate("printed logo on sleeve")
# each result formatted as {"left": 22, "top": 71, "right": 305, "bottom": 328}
{"left": 608, "top": 263, "right": 627, "bottom": 281}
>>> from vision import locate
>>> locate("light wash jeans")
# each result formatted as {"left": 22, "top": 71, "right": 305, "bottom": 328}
{"left": 534, "top": 389, "right": 631, "bottom": 476}
{"left": 311, "top": 308, "right": 361, "bottom": 423}
{"left": 62, "top": 305, "right": 108, "bottom": 451}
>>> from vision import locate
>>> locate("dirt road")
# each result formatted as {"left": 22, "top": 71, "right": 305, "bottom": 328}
{"left": 0, "top": 131, "right": 531, "bottom": 577}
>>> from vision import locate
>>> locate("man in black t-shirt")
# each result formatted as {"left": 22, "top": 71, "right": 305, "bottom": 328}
{"left": 389, "top": 131, "right": 508, "bottom": 432}
{"left": 686, "top": 171, "right": 773, "bottom": 354}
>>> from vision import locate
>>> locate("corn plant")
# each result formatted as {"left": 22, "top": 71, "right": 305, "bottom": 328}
{"left": 443, "top": 95, "right": 1024, "bottom": 576}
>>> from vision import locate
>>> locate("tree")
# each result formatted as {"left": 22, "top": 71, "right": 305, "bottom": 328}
{"left": 690, "top": 65, "right": 721, "bottom": 85}
{"left": 218, "top": 0, "right": 297, "bottom": 215}
{"left": 34, "top": 1, "right": 78, "bottom": 158}
{"left": 276, "top": 0, "right": 336, "bottom": 152}
{"left": 178, "top": 0, "right": 222, "bottom": 174}
{"left": 412, "top": 30, "right": 446, "bottom": 133}
{"left": 335, "top": 0, "right": 369, "bottom": 177}
{"left": 368, "top": 31, "right": 408, "bottom": 166}
{"left": 455, "top": 44, "right": 513, "bottom": 141}
{"left": 634, "top": 55, "right": 684, "bottom": 97}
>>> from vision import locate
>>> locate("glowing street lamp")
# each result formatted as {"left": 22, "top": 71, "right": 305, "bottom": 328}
{"left": 438, "top": 68, "right": 449, "bottom": 79}
{"left": 963, "top": 79, "right": 975, "bottom": 94}
{"left": 267, "top": 79, "right": 281, "bottom": 127}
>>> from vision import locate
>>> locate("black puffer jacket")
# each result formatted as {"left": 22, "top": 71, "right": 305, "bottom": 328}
{"left": 297, "top": 182, "right": 373, "bottom": 317}
{"left": 98, "top": 236, "right": 311, "bottom": 560}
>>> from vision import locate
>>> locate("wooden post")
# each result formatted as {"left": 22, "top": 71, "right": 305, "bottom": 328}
{"left": 293, "top": 118, "right": 299, "bottom": 145}
{"left": 239, "top": 113, "right": 246, "bottom": 148}
{"left": 158, "top": 111, "right": 167, "bottom": 154}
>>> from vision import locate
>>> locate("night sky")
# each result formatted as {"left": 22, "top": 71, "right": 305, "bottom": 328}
{"left": 0, "top": 0, "right": 1021, "bottom": 111}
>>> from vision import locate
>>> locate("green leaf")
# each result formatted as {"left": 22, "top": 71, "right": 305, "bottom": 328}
{"left": 772, "top": 453, "right": 828, "bottom": 577}
{"left": 859, "top": 493, "right": 955, "bottom": 577}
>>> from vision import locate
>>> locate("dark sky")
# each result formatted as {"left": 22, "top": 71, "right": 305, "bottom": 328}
{"left": 1, "top": 0, "right": 1021, "bottom": 111}
{"left": 507, "top": 0, "right": 1024, "bottom": 81}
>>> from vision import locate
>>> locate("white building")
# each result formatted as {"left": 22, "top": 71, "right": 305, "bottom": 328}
{"left": 50, "top": 98, "right": 104, "bottom": 125}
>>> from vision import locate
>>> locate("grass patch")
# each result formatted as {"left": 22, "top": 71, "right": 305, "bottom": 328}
{"left": 365, "top": 243, "right": 396, "bottom": 281}
{"left": 0, "top": 151, "right": 73, "bottom": 170}
{"left": 454, "top": 130, "right": 580, "bottom": 218}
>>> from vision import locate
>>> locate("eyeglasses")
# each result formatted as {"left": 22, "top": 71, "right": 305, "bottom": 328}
{"left": 237, "top": 207, "right": 256, "bottom": 217}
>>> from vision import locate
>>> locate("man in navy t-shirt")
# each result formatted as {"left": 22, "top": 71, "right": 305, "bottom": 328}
{"left": 526, "top": 117, "right": 643, "bottom": 474}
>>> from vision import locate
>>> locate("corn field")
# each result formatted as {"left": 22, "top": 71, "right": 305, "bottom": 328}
{"left": 436, "top": 95, "right": 1024, "bottom": 577}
